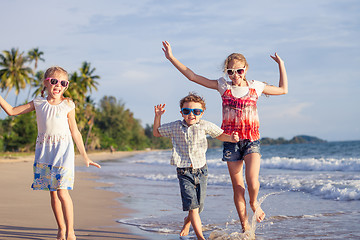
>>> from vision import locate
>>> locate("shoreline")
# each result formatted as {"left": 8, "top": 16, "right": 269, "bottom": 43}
{"left": 0, "top": 150, "right": 148, "bottom": 240}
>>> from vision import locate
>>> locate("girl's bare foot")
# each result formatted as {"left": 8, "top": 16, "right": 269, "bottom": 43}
{"left": 67, "top": 231, "right": 76, "bottom": 240}
{"left": 242, "top": 219, "right": 251, "bottom": 232}
{"left": 251, "top": 202, "right": 266, "bottom": 222}
{"left": 256, "top": 207, "right": 266, "bottom": 222}
{"left": 56, "top": 229, "right": 66, "bottom": 240}
{"left": 180, "top": 217, "right": 191, "bottom": 236}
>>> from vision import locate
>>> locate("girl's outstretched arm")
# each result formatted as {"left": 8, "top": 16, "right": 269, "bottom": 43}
{"left": 0, "top": 95, "right": 35, "bottom": 115}
{"left": 162, "top": 41, "right": 218, "bottom": 90}
{"left": 263, "top": 52, "right": 288, "bottom": 95}
{"left": 68, "top": 109, "right": 101, "bottom": 168}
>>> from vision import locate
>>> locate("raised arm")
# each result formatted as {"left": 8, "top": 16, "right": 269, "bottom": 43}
{"left": 153, "top": 104, "right": 165, "bottom": 137}
{"left": 0, "top": 95, "right": 35, "bottom": 116}
{"left": 162, "top": 41, "right": 218, "bottom": 90}
{"left": 263, "top": 52, "right": 288, "bottom": 95}
{"left": 68, "top": 109, "right": 101, "bottom": 168}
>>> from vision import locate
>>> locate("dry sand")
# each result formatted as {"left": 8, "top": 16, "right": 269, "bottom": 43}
{"left": 0, "top": 151, "right": 148, "bottom": 240}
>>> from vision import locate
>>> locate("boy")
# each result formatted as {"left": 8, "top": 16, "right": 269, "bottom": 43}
{"left": 153, "top": 93, "right": 239, "bottom": 240}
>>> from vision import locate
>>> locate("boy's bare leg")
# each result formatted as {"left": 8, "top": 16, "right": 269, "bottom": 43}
{"left": 244, "top": 153, "right": 265, "bottom": 222}
{"left": 50, "top": 191, "right": 66, "bottom": 240}
{"left": 180, "top": 215, "right": 191, "bottom": 236}
{"left": 188, "top": 208, "right": 205, "bottom": 240}
{"left": 227, "top": 161, "right": 251, "bottom": 232}
{"left": 57, "top": 189, "right": 76, "bottom": 240}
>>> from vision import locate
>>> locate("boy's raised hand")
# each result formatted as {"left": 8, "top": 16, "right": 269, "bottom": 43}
{"left": 162, "top": 41, "right": 173, "bottom": 60}
{"left": 154, "top": 104, "right": 166, "bottom": 116}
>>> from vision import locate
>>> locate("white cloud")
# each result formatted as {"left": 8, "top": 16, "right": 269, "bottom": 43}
{"left": 261, "top": 101, "right": 313, "bottom": 121}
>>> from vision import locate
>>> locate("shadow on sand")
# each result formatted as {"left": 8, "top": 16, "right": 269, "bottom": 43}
{"left": 0, "top": 225, "right": 146, "bottom": 240}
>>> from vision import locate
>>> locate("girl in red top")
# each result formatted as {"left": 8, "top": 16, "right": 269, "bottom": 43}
{"left": 162, "top": 41, "right": 288, "bottom": 233}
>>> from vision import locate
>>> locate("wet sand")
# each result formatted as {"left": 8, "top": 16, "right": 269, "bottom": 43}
{"left": 0, "top": 151, "right": 148, "bottom": 240}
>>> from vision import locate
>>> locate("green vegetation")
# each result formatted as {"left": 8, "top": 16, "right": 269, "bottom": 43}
{"left": 144, "top": 124, "right": 172, "bottom": 149}
{"left": 0, "top": 47, "right": 171, "bottom": 153}
{"left": 95, "top": 96, "right": 150, "bottom": 151}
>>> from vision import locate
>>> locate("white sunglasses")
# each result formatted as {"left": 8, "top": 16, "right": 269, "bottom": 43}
{"left": 226, "top": 67, "right": 246, "bottom": 76}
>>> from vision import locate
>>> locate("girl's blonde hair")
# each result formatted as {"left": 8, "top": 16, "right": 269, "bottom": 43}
{"left": 41, "top": 66, "right": 69, "bottom": 98}
{"left": 223, "top": 53, "right": 249, "bottom": 81}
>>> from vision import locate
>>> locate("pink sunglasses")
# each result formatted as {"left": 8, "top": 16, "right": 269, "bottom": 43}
{"left": 45, "top": 78, "right": 69, "bottom": 87}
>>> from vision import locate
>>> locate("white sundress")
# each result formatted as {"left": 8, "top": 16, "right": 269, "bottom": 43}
{"left": 31, "top": 96, "right": 76, "bottom": 191}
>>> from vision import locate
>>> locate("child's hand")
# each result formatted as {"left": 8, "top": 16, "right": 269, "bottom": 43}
{"left": 231, "top": 131, "right": 240, "bottom": 143}
{"left": 162, "top": 41, "right": 173, "bottom": 60}
{"left": 84, "top": 156, "right": 101, "bottom": 168}
{"left": 89, "top": 161, "right": 101, "bottom": 168}
{"left": 270, "top": 52, "right": 284, "bottom": 65}
{"left": 154, "top": 104, "right": 166, "bottom": 116}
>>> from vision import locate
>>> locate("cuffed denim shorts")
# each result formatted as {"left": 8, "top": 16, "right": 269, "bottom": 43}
{"left": 222, "top": 140, "right": 261, "bottom": 162}
{"left": 176, "top": 165, "right": 208, "bottom": 213}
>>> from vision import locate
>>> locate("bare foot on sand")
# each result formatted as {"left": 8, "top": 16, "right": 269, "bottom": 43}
{"left": 67, "top": 232, "right": 76, "bottom": 240}
{"left": 251, "top": 202, "right": 266, "bottom": 222}
{"left": 180, "top": 217, "right": 191, "bottom": 236}
{"left": 242, "top": 220, "right": 252, "bottom": 232}
{"left": 56, "top": 229, "right": 66, "bottom": 240}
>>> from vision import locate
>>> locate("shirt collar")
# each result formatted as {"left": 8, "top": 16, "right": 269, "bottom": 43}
{"left": 181, "top": 119, "right": 201, "bottom": 127}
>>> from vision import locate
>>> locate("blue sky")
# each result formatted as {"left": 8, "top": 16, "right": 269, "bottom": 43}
{"left": 1, "top": 0, "right": 359, "bottom": 141}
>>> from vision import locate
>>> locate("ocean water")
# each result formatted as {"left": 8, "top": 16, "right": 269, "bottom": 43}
{"left": 79, "top": 140, "right": 360, "bottom": 240}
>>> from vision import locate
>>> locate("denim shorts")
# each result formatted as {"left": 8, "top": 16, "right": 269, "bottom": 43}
{"left": 222, "top": 140, "right": 261, "bottom": 162}
{"left": 176, "top": 165, "right": 208, "bottom": 213}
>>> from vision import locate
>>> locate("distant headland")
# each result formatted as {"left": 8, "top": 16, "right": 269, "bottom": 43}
{"left": 207, "top": 135, "right": 327, "bottom": 148}
{"left": 260, "top": 135, "right": 327, "bottom": 145}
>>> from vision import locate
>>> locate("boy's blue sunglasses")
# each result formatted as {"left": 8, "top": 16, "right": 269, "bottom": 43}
{"left": 181, "top": 108, "right": 203, "bottom": 116}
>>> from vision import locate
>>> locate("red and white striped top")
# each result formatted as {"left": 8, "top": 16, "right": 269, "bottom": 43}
{"left": 217, "top": 77, "right": 266, "bottom": 141}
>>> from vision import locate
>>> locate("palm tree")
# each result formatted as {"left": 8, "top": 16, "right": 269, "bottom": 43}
{"left": 63, "top": 64, "right": 99, "bottom": 147}
{"left": 65, "top": 63, "right": 99, "bottom": 104}
{"left": 28, "top": 48, "right": 44, "bottom": 70}
{"left": 63, "top": 71, "right": 88, "bottom": 134}
{"left": 31, "top": 70, "right": 44, "bottom": 98}
{"left": 78, "top": 63, "right": 99, "bottom": 142}
{"left": 79, "top": 61, "right": 99, "bottom": 93}
{"left": 64, "top": 71, "right": 83, "bottom": 102}
{"left": 0, "top": 48, "right": 32, "bottom": 104}
{"left": 27, "top": 48, "right": 44, "bottom": 101}
{"left": 83, "top": 96, "right": 97, "bottom": 150}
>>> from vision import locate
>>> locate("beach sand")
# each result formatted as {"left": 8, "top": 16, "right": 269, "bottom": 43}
{"left": 0, "top": 151, "right": 147, "bottom": 240}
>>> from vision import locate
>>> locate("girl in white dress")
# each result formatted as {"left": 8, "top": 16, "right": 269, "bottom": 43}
{"left": 0, "top": 66, "right": 101, "bottom": 240}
